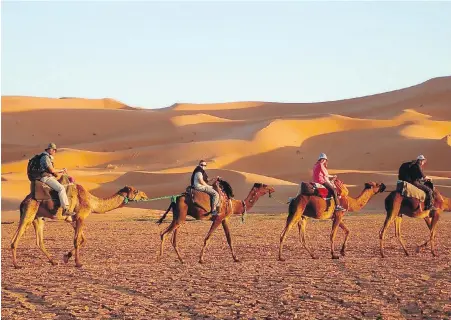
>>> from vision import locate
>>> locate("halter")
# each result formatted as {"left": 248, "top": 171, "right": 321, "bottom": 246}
{"left": 118, "top": 189, "right": 140, "bottom": 204}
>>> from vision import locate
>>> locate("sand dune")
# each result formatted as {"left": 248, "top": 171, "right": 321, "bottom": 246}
{"left": 2, "top": 76, "right": 451, "bottom": 213}
{"left": 1, "top": 96, "right": 136, "bottom": 113}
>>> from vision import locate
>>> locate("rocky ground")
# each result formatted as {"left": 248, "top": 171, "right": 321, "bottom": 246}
{"left": 2, "top": 212, "right": 451, "bottom": 319}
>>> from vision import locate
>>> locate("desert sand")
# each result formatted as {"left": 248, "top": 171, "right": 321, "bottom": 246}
{"left": 2, "top": 77, "right": 451, "bottom": 319}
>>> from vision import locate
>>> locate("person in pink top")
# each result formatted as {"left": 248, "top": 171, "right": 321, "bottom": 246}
{"left": 312, "top": 153, "right": 346, "bottom": 211}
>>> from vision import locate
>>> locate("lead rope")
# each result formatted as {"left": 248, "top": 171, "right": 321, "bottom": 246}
{"left": 241, "top": 200, "right": 247, "bottom": 224}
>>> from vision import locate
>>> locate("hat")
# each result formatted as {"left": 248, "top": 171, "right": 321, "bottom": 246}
{"left": 46, "top": 142, "right": 57, "bottom": 151}
{"left": 417, "top": 154, "right": 426, "bottom": 160}
{"left": 318, "top": 153, "right": 328, "bottom": 160}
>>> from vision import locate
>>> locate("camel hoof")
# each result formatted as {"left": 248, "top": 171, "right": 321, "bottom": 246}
{"left": 340, "top": 250, "right": 346, "bottom": 257}
{"left": 278, "top": 257, "right": 286, "bottom": 262}
{"left": 50, "top": 260, "right": 59, "bottom": 266}
{"left": 199, "top": 259, "right": 204, "bottom": 264}
{"left": 75, "top": 263, "right": 83, "bottom": 268}
{"left": 432, "top": 251, "right": 438, "bottom": 257}
{"left": 233, "top": 258, "right": 240, "bottom": 263}
{"left": 13, "top": 264, "right": 22, "bottom": 270}
{"left": 332, "top": 254, "right": 340, "bottom": 259}
{"left": 404, "top": 252, "right": 409, "bottom": 257}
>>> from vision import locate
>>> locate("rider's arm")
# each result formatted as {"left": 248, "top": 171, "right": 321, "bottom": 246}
{"left": 41, "top": 155, "right": 64, "bottom": 177}
{"left": 416, "top": 163, "right": 427, "bottom": 181}
{"left": 195, "top": 172, "right": 208, "bottom": 187}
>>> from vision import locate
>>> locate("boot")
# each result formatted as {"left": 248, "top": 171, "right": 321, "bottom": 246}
{"left": 335, "top": 205, "right": 346, "bottom": 212}
{"left": 62, "top": 207, "right": 76, "bottom": 216}
{"left": 211, "top": 205, "right": 220, "bottom": 216}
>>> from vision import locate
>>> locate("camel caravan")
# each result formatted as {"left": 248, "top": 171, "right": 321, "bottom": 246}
{"left": 9, "top": 143, "right": 451, "bottom": 268}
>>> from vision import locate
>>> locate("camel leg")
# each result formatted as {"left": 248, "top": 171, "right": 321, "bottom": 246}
{"left": 379, "top": 215, "right": 397, "bottom": 258}
{"left": 429, "top": 210, "right": 440, "bottom": 257}
{"left": 394, "top": 216, "right": 409, "bottom": 256}
{"left": 158, "top": 220, "right": 179, "bottom": 262}
{"left": 416, "top": 217, "right": 433, "bottom": 253}
{"left": 11, "top": 200, "right": 39, "bottom": 269}
{"left": 32, "top": 218, "right": 57, "bottom": 265}
{"left": 339, "top": 221, "right": 350, "bottom": 257}
{"left": 171, "top": 227, "right": 184, "bottom": 264}
{"left": 279, "top": 201, "right": 305, "bottom": 261}
{"left": 222, "top": 218, "right": 239, "bottom": 262}
{"left": 394, "top": 217, "right": 399, "bottom": 238}
{"left": 73, "top": 218, "right": 85, "bottom": 268}
{"left": 64, "top": 231, "right": 86, "bottom": 263}
{"left": 199, "top": 217, "right": 223, "bottom": 264}
{"left": 330, "top": 212, "right": 343, "bottom": 259}
{"left": 64, "top": 221, "right": 82, "bottom": 263}
{"left": 298, "top": 217, "right": 316, "bottom": 259}
{"left": 380, "top": 195, "right": 401, "bottom": 258}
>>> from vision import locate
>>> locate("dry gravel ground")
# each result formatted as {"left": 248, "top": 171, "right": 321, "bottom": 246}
{"left": 2, "top": 212, "right": 451, "bottom": 319}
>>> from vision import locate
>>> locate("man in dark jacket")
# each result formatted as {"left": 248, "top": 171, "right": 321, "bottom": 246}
{"left": 191, "top": 160, "right": 220, "bottom": 216}
{"left": 398, "top": 155, "right": 435, "bottom": 210}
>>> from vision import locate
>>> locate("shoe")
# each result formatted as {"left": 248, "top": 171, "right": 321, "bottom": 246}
{"left": 62, "top": 208, "right": 76, "bottom": 216}
{"left": 335, "top": 205, "right": 346, "bottom": 212}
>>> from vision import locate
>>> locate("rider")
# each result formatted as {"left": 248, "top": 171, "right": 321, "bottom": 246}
{"left": 398, "top": 155, "right": 435, "bottom": 210}
{"left": 191, "top": 160, "right": 220, "bottom": 216}
{"left": 312, "top": 153, "right": 346, "bottom": 211}
{"left": 39, "top": 143, "right": 75, "bottom": 216}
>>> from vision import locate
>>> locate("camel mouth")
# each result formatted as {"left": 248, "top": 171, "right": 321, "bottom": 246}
{"left": 379, "top": 183, "right": 386, "bottom": 193}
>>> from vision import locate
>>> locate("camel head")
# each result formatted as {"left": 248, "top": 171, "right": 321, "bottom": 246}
{"left": 246, "top": 183, "right": 275, "bottom": 205}
{"left": 364, "top": 182, "right": 386, "bottom": 194}
{"left": 117, "top": 185, "right": 148, "bottom": 203}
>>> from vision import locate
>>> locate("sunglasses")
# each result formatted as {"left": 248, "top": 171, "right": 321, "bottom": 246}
{"left": 200, "top": 164, "right": 207, "bottom": 167}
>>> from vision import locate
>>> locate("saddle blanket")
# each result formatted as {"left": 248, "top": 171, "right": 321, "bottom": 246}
{"left": 397, "top": 181, "right": 426, "bottom": 202}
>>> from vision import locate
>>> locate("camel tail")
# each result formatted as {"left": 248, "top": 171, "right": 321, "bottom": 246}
{"left": 288, "top": 198, "right": 296, "bottom": 217}
{"left": 156, "top": 202, "right": 174, "bottom": 225}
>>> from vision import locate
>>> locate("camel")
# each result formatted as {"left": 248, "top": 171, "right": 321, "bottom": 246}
{"left": 380, "top": 181, "right": 451, "bottom": 258}
{"left": 156, "top": 182, "right": 275, "bottom": 263}
{"left": 10, "top": 174, "right": 148, "bottom": 268}
{"left": 279, "top": 181, "right": 386, "bottom": 260}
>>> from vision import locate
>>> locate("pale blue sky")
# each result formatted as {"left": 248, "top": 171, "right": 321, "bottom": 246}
{"left": 2, "top": 1, "right": 450, "bottom": 109}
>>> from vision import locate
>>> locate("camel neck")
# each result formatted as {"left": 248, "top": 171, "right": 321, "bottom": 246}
{"left": 88, "top": 192, "right": 126, "bottom": 213}
{"left": 345, "top": 188, "right": 375, "bottom": 212}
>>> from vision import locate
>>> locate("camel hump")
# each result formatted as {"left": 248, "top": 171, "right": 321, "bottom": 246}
{"left": 185, "top": 186, "right": 212, "bottom": 211}
{"left": 30, "top": 180, "right": 77, "bottom": 207}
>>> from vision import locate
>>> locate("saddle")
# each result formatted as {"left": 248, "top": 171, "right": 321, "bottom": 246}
{"left": 184, "top": 181, "right": 233, "bottom": 212}
{"left": 396, "top": 181, "right": 427, "bottom": 202}
{"left": 30, "top": 180, "right": 77, "bottom": 212}
{"left": 299, "top": 181, "right": 343, "bottom": 200}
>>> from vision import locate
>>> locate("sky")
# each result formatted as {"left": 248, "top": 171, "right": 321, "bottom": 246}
{"left": 1, "top": 1, "right": 451, "bottom": 109}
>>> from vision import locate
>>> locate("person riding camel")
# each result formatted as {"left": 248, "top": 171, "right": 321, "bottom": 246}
{"left": 398, "top": 154, "right": 435, "bottom": 210}
{"left": 190, "top": 160, "right": 220, "bottom": 216}
{"left": 312, "top": 153, "right": 346, "bottom": 212}
{"left": 39, "top": 143, "right": 75, "bottom": 216}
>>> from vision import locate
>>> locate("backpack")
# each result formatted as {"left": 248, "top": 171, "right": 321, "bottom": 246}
{"left": 27, "top": 154, "right": 44, "bottom": 181}
{"left": 398, "top": 161, "right": 414, "bottom": 182}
